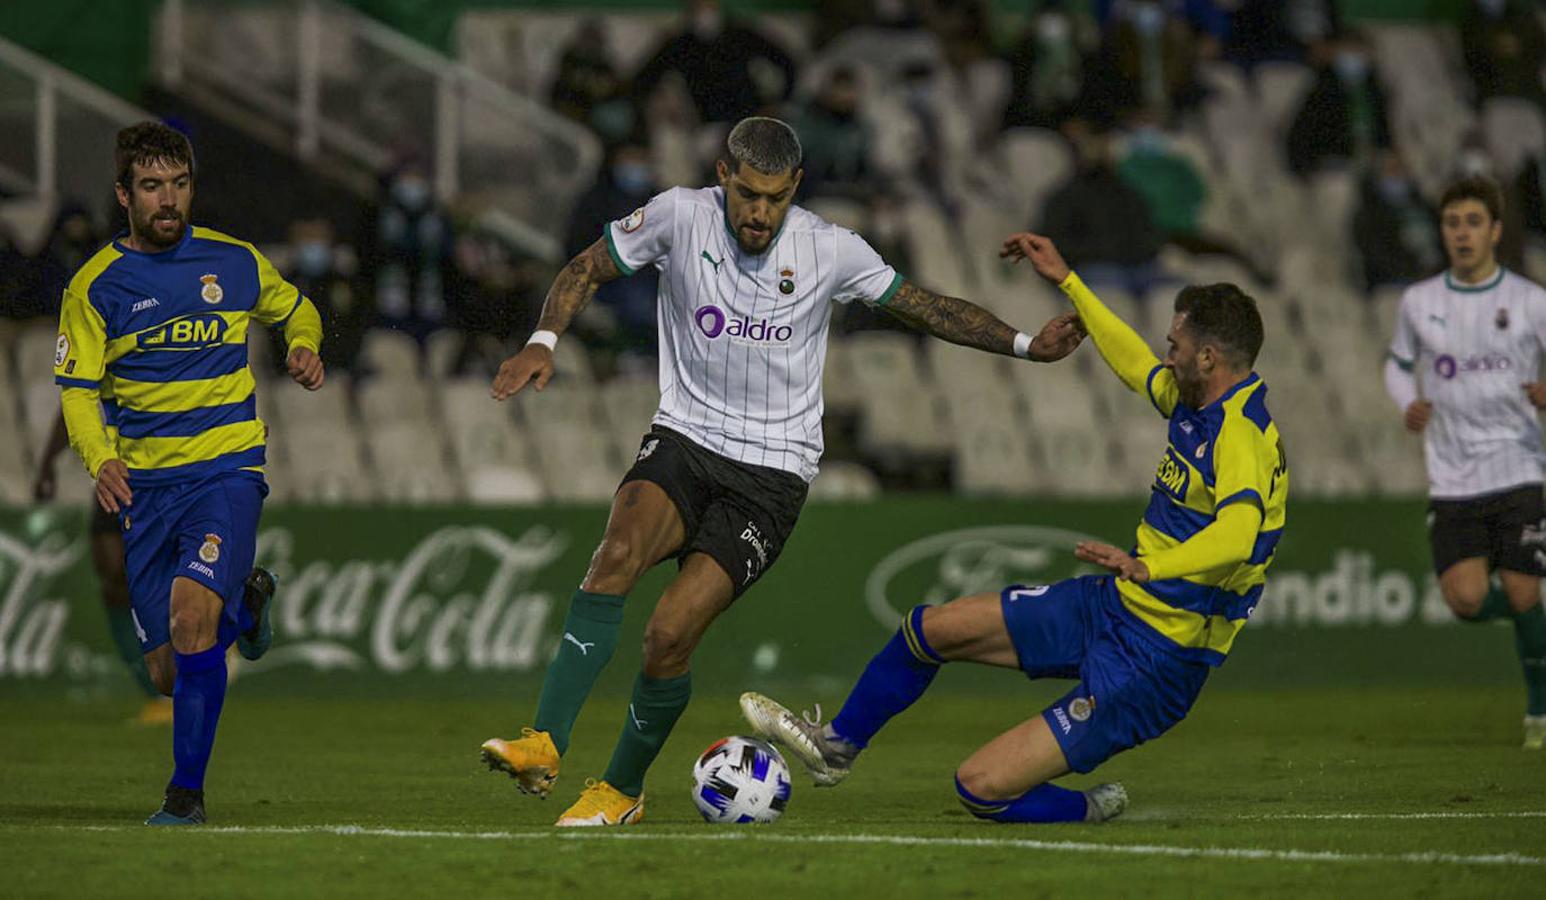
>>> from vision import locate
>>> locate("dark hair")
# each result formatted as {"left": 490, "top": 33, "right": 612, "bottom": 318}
{"left": 115, "top": 121, "right": 194, "bottom": 188}
{"left": 725, "top": 117, "right": 803, "bottom": 175}
{"left": 1439, "top": 174, "right": 1503, "bottom": 222}
{"left": 1174, "top": 283, "right": 1264, "bottom": 369}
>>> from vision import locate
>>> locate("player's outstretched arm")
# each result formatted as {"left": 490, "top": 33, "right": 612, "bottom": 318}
{"left": 1002, "top": 231, "right": 1170, "bottom": 403}
{"left": 880, "top": 280, "right": 1083, "bottom": 362}
{"left": 492, "top": 239, "right": 623, "bottom": 400}
{"left": 1076, "top": 503, "right": 1261, "bottom": 583}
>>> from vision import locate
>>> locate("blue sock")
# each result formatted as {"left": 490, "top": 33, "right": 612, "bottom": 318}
{"left": 830, "top": 606, "right": 942, "bottom": 748}
{"left": 170, "top": 644, "right": 228, "bottom": 791}
{"left": 956, "top": 777, "right": 1089, "bottom": 823}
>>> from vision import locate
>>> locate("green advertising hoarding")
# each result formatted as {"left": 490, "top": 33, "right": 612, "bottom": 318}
{"left": 0, "top": 498, "right": 1524, "bottom": 696}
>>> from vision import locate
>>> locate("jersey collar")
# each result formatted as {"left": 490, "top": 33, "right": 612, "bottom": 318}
{"left": 1199, "top": 372, "right": 1260, "bottom": 413}
{"left": 112, "top": 225, "right": 193, "bottom": 259}
{"left": 1444, "top": 266, "right": 1506, "bottom": 293}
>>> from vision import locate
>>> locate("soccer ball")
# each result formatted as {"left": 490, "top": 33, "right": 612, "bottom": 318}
{"left": 691, "top": 735, "right": 792, "bottom": 824}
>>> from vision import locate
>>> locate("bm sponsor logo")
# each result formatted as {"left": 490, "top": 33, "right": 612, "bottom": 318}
{"left": 138, "top": 314, "right": 227, "bottom": 349}
{"left": 1154, "top": 448, "right": 1190, "bottom": 500}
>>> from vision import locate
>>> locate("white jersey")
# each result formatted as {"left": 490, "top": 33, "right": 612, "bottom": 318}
{"left": 1389, "top": 267, "right": 1546, "bottom": 499}
{"left": 605, "top": 186, "right": 901, "bottom": 481}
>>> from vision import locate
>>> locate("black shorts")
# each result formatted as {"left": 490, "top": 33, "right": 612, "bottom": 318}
{"left": 621, "top": 427, "right": 808, "bottom": 599}
{"left": 1427, "top": 483, "right": 1546, "bottom": 576}
{"left": 90, "top": 504, "right": 120, "bottom": 537}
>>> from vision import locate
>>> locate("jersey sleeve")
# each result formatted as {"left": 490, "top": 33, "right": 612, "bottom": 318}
{"left": 830, "top": 228, "right": 902, "bottom": 306}
{"left": 249, "top": 246, "right": 322, "bottom": 353}
{"left": 1059, "top": 272, "right": 1178, "bottom": 417}
{"left": 54, "top": 287, "right": 107, "bottom": 389}
{"left": 1212, "top": 410, "right": 1276, "bottom": 514}
{"left": 1388, "top": 290, "right": 1418, "bottom": 370}
{"left": 605, "top": 187, "right": 679, "bottom": 276}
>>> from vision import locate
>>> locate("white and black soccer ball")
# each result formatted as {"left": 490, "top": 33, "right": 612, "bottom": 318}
{"left": 691, "top": 735, "right": 792, "bottom": 824}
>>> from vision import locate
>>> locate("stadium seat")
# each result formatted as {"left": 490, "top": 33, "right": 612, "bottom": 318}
{"left": 280, "top": 420, "right": 377, "bottom": 503}
{"left": 533, "top": 420, "right": 618, "bottom": 502}
{"left": 513, "top": 379, "right": 601, "bottom": 429}
{"left": 22, "top": 381, "right": 59, "bottom": 456}
{"left": 598, "top": 374, "right": 659, "bottom": 465}
{"left": 360, "top": 329, "right": 423, "bottom": 379}
{"left": 1253, "top": 62, "right": 1314, "bottom": 139}
{"left": 357, "top": 375, "right": 437, "bottom": 426}
{"left": 368, "top": 421, "right": 462, "bottom": 504}
{"left": 808, "top": 460, "right": 883, "bottom": 502}
{"left": 1033, "top": 424, "right": 1125, "bottom": 497}
{"left": 803, "top": 197, "right": 868, "bottom": 233}
{"left": 953, "top": 417, "right": 1039, "bottom": 496}
{"left": 821, "top": 337, "right": 863, "bottom": 417}
{"left": 464, "top": 464, "right": 547, "bottom": 505}
{"left": 998, "top": 128, "right": 1073, "bottom": 224}
{"left": 441, "top": 377, "right": 535, "bottom": 472}
{"left": 274, "top": 373, "right": 353, "bottom": 425}
{"left": 846, "top": 332, "right": 926, "bottom": 396}
{"left": 903, "top": 199, "right": 974, "bottom": 297}
{"left": 425, "top": 328, "right": 468, "bottom": 378}
{"left": 14, "top": 321, "right": 58, "bottom": 384}
{"left": 857, "top": 385, "right": 952, "bottom": 457}
{"left": 1482, "top": 98, "right": 1546, "bottom": 179}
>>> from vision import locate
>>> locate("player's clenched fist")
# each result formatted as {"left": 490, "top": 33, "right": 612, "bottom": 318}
{"left": 492, "top": 344, "right": 555, "bottom": 400}
{"left": 1000, "top": 232, "right": 1071, "bottom": 284}
{"left": 287, "top": 347, "right": 325, "bottom": 391}
{"left": 1403, "top": 399, "right": 1433, "bottom": 433}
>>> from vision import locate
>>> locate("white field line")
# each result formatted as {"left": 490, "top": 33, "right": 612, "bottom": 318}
{"left": 38, "top": 824, "right": 1545, "bottom": 868}
{"left": 1233, "top": 811, "right": 1546, "bottom": 821}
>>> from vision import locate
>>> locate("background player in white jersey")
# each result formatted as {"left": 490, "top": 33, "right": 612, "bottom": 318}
{"left": 1385, "top": 175, "right": 1546, "bottom": 749}
{"left": 479, "top": 117, "right": 1087, "bottom": 825}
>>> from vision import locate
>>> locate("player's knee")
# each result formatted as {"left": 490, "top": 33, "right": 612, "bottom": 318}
{"left": 1443, "top": 589, "right": 1486, "bottom": 620}
{"left": 954, "top": 762, "right": 1014, "bottom": 803}
{"left": 145, "top": 657, "right": 174, "bottom": 696}
{"left": 168, "top": 605, "right": 216, "bottom": 654}
{"left": 641, "top": 620, "right": 695, "bottom": 676}
{"left": 586, "top": 536, "right": 650, "bottom": 592}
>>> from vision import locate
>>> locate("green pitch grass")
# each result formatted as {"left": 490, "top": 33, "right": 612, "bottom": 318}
{"left": 1, "top": 685, "right": 1542, "bottom": 898}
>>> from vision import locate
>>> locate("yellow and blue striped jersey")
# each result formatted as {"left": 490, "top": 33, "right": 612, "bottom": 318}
{"left": 53, "top": 225, "right": 322, "bottom": 486}
{"left": 1126, "top": 368, "right": 1288, "bottom": 665}
{"left": 1057, "top": 271, "right": 1287, "bottom": 667}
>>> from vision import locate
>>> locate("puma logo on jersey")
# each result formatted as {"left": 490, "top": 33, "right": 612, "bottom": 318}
{"left": 700, "top": 250, "right": 723, "bottom": 273}
{"left": 563, "top": 633, "right": 596, "bottom": 655}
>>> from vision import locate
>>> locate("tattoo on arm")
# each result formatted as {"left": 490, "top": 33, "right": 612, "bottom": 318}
{"left": 881, "top": 281, "right": 1018, "bottom": 356}
{"left": 535, "top": 239, "right": 624, "bottom": 334}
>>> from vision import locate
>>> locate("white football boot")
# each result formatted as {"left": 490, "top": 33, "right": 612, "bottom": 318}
{"left": 740, "top": 692, "right": 858, "bottom": 787}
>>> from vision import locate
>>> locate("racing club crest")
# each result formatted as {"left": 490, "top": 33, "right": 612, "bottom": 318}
{"left": 200, "top": 273, "right": 224, "bottom": 304}
{"left": 779, "top": 268, "right": 795, "bottom": 295}
{"left": 199, "top": 533, "right": 223, "bottom": 564}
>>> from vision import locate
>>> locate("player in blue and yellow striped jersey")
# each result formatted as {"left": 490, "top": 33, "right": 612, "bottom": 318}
{"left": 743, "top": 231, "right": 1286, "bottom": 824}
{"left": 54, "top": 122, "right": 324, "bottom": 826}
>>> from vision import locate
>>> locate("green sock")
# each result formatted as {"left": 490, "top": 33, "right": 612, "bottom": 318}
{"left": 105, "top": 606, "right": 156, "bottom": 697}
{"left": 1512, "top": 604, "right": 1546, "bottom": 716}
{"left": 602, "top": 671, "right": 692, "bottom": 798}
{"left": 1466, "top": 588, "right": 1513, "bottom": 622}
{"left": 532, "top": 590, "right": 625, "bottom": 755}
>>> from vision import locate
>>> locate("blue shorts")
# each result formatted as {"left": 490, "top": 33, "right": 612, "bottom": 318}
{"left": 121, "top": 471, "right": 268, "bottom": 653}
{"left": 1000, "top": 575, "right": 1210, "bottom": 774}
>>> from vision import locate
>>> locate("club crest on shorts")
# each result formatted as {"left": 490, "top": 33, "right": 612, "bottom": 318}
{"left": 200, "top": 273, "right": 223, "bottom": 304}
{"left": 779, "top": 267, "right": 795, "bottom": 295}
{"left": 1068, "top": 695, "right": 1095, "bottom": 722}
{"left": 199, "top": 533, "right": 223, "bottom": 564}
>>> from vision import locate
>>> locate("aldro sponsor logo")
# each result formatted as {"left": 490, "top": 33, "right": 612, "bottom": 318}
{"left": 138, "top": 314, "right": 227, "bottom": 349}
{"left": 1154, "top": 448, "right": 1190, "bottom": 500}
{"left": 694, "top": 304, "right": 793, "bottom": 347}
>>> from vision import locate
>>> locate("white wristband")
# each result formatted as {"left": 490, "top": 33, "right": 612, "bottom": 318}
{"left": 526, "top": 329, "right": 558, "bottom": 351}
{"left": 1012, "top": 331, "right": 1034, "bottom": 360}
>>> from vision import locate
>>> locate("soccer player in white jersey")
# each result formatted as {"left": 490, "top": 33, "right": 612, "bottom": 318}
{"left": 478, "top": 117, "right": 1087, "bottom": 825}
{"left": 1385, "top": 175, "right": 1546, "bottom": 749}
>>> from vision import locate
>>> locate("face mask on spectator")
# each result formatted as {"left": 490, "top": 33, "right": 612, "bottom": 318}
{"left": 295, "top": 241, "right": 332, "bottom": 277}
{"left": 1378, "top": 176, "right": 1411, "bottom": 204}
{"left": 1130, "top": 126, "right": 1166, "bottom": 155}
{"left": 612, "top": 162, "right": 653, "bottom": 195}
{"left": 1333, "top": 50, "right": 1369, "bottom": 83}
{"left": 1130, "top": 3, "right": 1166, "bottom": 35}
{"left": 1036, "top": 13, "right": 1071, "bottom": 44}
{"left": 392, "top": 176, "right": 431, "bottom": 211}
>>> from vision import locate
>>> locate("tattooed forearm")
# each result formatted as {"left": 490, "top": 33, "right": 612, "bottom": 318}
{"left": 882, "top": 281, "right": 1019, "bottom": 356}
{"left": 535, "top": 239, "right": 623, "bottom": 334}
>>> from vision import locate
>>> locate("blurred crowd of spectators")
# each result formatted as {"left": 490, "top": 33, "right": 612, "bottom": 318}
{"left": 3, "top": 0, "right": 1545, "bottom": 376}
